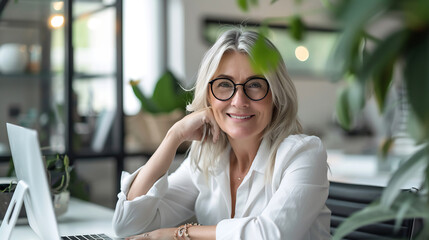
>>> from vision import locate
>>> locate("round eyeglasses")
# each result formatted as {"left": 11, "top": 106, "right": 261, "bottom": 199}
{"left": 209, "top": 77, "right": 270, "bottom": 101}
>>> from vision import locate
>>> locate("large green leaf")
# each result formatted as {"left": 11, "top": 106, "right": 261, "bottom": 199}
{"left": 381, "top": 146, "right": 427, "bottom": 207}
{"left": 335, "top": 86, "right": 352, "bottom": 130}
{"left": 360, "top": 30, "right": 408, "bottom": 82}
{"left": 360, "top": 30, "right": 408, "bottom": 112}
{"left": 332, "top": 193, "right": 429, "bottom": 240}
{"left": 289, "top": 15, "right": 305, "bottom": 41}
{"left": 404, "top": 30, "right": 429, "bottom": 134}
{"left": 129, "top": 71, "right": 190, "bottom": 114}
{"left": 250, "top": 32, "right": 281, "bottom": 74}
{"left": 130, "top": 80, "right": 159, "bottom": 114}
{"left": 152, "top": 71, "right": 185, "bottom": 113}
{"left": 335, "top": 76, "right": 366, "bottom": 130}
{"left": 331, "top": 0, "right": 391, "bottom": 79}
{"left": 407, "top": 110, "right": 427, "bottom": 144}
{"left": 237, "top": 0, "right": 248, "bottom": 12}
{"left": 372, "top": 60, "right": 395, "bottom": 112}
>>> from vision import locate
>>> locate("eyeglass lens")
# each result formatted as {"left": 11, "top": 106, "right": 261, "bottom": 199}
{"left": 210, "top": 78, "right": 269, "bottom": 101}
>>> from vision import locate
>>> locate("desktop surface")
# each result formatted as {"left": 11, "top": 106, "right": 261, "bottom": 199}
{"left": 9, "top": 198, "right": 121, "bottom": 240}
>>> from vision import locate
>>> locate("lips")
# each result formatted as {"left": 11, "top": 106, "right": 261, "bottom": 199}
{"left": 227, "top": 113, "right": 254, "bottom": 120}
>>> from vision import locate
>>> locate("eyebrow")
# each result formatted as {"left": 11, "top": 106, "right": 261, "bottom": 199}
{"left": 213, "top": 74, "right": 267, "bottom": 81}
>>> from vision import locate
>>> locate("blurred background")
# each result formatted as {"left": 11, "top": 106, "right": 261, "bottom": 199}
{"left": 0, "top": 0, "right": 418, "bottom": 208}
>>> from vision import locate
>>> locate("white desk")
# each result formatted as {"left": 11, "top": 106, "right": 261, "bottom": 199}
{"left": 10, "top": 198, "right": 121, "bottom": 239}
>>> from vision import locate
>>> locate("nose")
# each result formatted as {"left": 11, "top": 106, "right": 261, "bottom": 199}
{"left": 231, "top": 85, "right": 250, "bottom": 108}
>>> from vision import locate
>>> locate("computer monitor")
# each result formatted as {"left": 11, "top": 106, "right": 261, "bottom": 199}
{"left": 0, "top": 123, "right": 60, "bottom": 240}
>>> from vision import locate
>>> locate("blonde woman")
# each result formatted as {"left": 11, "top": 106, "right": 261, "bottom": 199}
{"left": 113, "top": 29, "right": 331, "bottom": 240}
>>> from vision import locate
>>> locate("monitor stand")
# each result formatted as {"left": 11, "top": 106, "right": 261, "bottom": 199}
{"left": 0, "top": 180, "right": 29, "bottom": 240}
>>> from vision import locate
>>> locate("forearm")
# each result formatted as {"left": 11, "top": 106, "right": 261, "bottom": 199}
{"left": 127, "top": 129, "right": 182, "bottom": 200}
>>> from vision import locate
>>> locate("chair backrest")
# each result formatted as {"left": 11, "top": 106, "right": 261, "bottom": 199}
{"left": 327, "top": 181, "right": 419, "bottom": 240}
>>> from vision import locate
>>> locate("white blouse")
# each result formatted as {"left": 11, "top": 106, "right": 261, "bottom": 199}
{"left": 112, "top": 135, "right": 331, "bottom": 240}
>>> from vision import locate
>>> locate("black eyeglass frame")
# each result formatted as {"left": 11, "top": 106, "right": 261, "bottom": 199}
{"left": 208, "top": 77, "right": 270, "bottom": 101}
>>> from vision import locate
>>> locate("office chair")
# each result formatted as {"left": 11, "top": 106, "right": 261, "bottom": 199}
{"left": 327, "top": 181, "right": 420, "bottom": 240}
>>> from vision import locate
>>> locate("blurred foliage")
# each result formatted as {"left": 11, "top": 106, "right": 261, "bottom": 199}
{"left": 237, "top": 0, "right": 429, "bottom": 238}
{"left": 130, "top": 70, "right": 193, "bottom": 114}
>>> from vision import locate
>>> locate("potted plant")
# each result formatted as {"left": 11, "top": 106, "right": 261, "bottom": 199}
{"left": 126, "top": 70, "right": 193, "bottom": 153}
{"left": 1, "top": 153, "right": 73, "bottom": 219}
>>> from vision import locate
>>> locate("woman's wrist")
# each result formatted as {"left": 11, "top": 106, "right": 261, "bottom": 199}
{"left": 165, "top": 125, "right": 185, "bottom": 149}
{"left": 174, "top": 223, "right": 200, "bottom": 240}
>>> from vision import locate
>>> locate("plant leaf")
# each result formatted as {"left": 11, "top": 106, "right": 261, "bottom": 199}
{"left": 381, "top": 146, "right": 427, "bottom": 207}
{"left": 130, "top": 79, "right": 159, "bottom": 114}
{"left": 380, "top": 137, "right": 395, "bottom": 160}
{"left": 250, "top": 32, "right": 281, "bottom": 74}
{"left": 331, "top": 0, "right": 390, "bottom": 79}
{"left": 404, "top": 30, "right": 429, "bottom": 134}
{"left": 359, "top": 30, "right": 408, "bottom": 112}
{"left": 335, "top": 86, "right": 352, "bottom": 130}
{"left": 289, "top": 15, "right": 305, "bottom": 41}
{"left": 372, "top": 60, "right": 395, "bottom": 112}
{"left": 332, "top": 193, "right": 429, "bottom": 240}
{"left": 237, "top": 0, "right": 248, "bottom": 12}
{"left": 360, "top": 30, "right": 408, "bottom": 82}
{"left": 152, "top": 71, "right": 187, "bottom": 113}
{"left": 331, "top": 203, "right": 405, "bottom": 240}
{"left": 407, "top": 110, "right": 427, "bottom": 144}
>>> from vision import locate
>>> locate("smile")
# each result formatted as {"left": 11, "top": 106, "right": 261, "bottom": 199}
{"left": 227, "top": 113, "right": 254, "bottom": 119}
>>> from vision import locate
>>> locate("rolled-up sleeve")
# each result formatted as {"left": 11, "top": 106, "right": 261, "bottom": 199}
{"left": 112, "top": 158, "right": 199, "bottom": 237}
{"left": 216, "top": 136, "right": 330, "bottom": 240}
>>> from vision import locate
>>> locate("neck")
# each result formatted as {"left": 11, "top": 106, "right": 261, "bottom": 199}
{"left": 229, "top": 136, "right": 262, "bottom": 173}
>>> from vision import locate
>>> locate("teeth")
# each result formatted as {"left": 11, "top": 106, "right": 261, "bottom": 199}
{"left": 229, "top": 114, "right": 251, "bottom": 119}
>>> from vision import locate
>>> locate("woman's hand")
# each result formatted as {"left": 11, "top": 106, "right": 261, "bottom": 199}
{"left": 169, "top": 108, "right": 220, "bottom": 144}
{"left": 125, "top": 228, "right": 176, "bottom": 240}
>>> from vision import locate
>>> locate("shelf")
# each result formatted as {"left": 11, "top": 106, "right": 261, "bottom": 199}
{"left": 73, "top": 72, "right": 115, "bottom": 80}
{"left": 0, "top": 72, "right": 50, "bottom": 80}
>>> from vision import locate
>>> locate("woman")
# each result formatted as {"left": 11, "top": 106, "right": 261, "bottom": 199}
{"left": 113, "top": 29, "right": 331, "bottom": 240}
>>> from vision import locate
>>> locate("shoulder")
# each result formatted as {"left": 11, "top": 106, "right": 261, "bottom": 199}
{"left": 277, "top": 134, "right": 325, "bottom": 154}
{"left": 274, "top": 134, "right": 327, "bottom": 169}
{"left": 271, "top": 134, "right": 328, "bottom": 186}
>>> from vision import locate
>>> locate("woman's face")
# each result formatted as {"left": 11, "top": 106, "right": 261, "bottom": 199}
{"left": 208, "top": 51, "right": 274, "bottom": 142}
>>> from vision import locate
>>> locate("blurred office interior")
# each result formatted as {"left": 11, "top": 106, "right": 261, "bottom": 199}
{"left": 0, "top": 0, "right": 421, "bottom": 208}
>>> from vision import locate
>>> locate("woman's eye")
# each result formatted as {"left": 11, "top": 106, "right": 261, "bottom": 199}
{"left": 248, "top": 82, "right": 262, "bottom": 88}
{"left": 218, "top": 81, "right": 233, "bottom": 88}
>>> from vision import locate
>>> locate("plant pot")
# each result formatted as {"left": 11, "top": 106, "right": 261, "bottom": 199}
{"left": 0, "top": 184, "right": 70, "bottom": 221}
{"left": 125, "top": 109, "right": 190, "bottom": 153}
{"left": 0, "top": 184, "right": 26, "bottom": 221}
{"left": 53, "top": 190, "right": 70, "bottom": 217}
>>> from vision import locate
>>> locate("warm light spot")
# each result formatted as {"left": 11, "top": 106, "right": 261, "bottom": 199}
{"left": 295, "top": 46, "right": 309, "bottom": 62}
{"left": 52, "top": 1, "right": 64, "bottom": 11}
{"left": 50, "top": 15, "right": 64, "bottom": 28}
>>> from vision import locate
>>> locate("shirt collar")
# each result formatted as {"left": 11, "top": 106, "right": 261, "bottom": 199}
{"left": 214, "top": 137, "right": 270, "bottom": 175}
{"left": 249, "top": 137, "right": 270, "bottom": 174}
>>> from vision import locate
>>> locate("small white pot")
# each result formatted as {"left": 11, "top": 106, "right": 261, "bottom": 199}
{"left": 0, "top": 43, "right": 28, "bottom": 74}
{"left": 53, "top": 190, "right": 70, "bottom": 217}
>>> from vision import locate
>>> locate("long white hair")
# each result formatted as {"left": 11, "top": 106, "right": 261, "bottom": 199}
{"left": 186, "top": 28, "right": 302, "bottom": 180}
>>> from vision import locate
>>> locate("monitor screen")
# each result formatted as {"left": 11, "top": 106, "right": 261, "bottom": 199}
{"left": 5, "top": 123, "right": 60, "bottom": 240}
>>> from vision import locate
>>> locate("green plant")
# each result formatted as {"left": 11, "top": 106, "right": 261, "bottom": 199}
{"left": 237, "top": 0, "right": 429, "bottom": 238}
{"left": 6, "top": 154, "right": 72, "bottom": 195}
{"left": 130, "top": 70, "right": 193, "bottom": 114}
{"left": 45, "top": 154, "right": 71, "bottom": 195}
